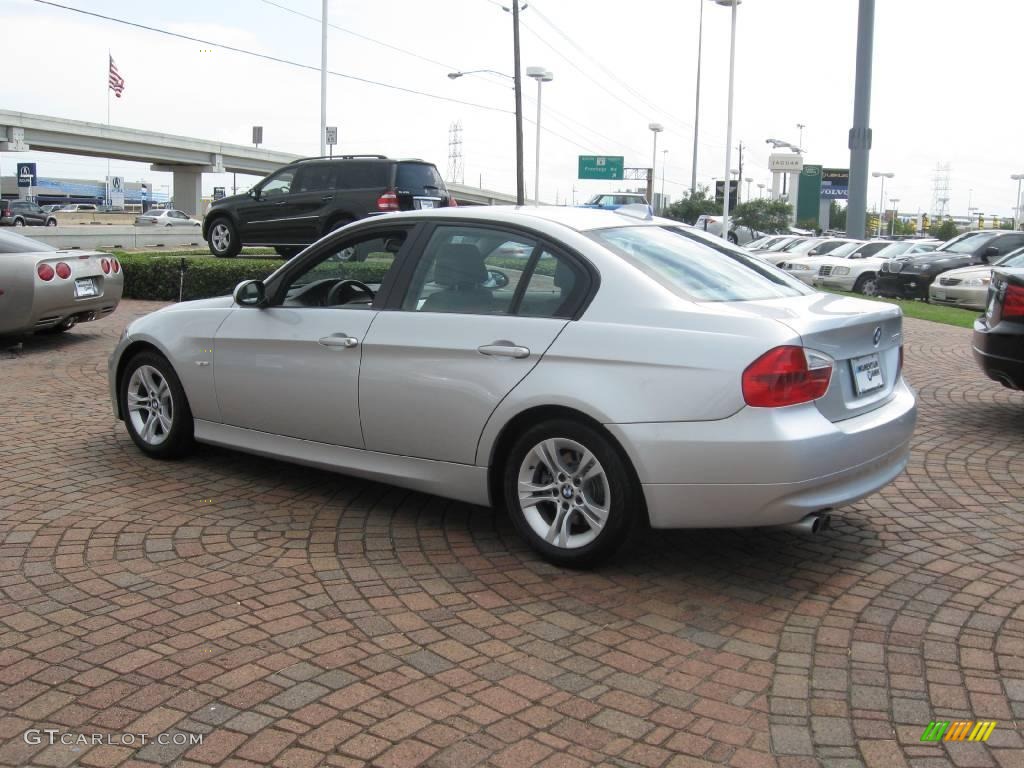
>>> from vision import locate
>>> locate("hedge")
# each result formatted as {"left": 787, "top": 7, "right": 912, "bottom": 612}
{"left": 117, "top": 254, "right": 392, "bottom": 301}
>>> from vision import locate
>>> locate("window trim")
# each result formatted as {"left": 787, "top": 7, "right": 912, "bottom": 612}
{"left": 382, "top": 220, "right": 598, "bottom": 320}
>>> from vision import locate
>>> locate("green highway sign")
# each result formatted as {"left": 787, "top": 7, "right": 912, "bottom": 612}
{"left": 578, "top": 155, "right": 624, "bottom": 180}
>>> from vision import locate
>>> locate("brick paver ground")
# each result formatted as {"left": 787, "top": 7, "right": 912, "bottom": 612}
{"left": 1, "top": 300, "right": 1022, "bottom": 768}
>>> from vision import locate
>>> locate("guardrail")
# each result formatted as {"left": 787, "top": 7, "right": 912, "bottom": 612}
{"left": 16, "top": 225, "right": 207, "bottom": 251}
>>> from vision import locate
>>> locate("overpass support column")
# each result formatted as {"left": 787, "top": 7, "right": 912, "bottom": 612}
{"left": 172, "top": 168, "right": 203, "bottom": 217}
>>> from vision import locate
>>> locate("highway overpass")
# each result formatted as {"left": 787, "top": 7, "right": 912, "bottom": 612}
{"left": 0, "top": 110, "right": 521, "bottom": 213}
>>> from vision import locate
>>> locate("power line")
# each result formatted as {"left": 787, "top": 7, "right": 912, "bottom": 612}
{"left": 30, "top": 0, "right": 514, "bottom": 115}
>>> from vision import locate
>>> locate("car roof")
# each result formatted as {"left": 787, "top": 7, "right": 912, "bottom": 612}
{"left": 376, "top": 205, "right": 664, "bottom": 233}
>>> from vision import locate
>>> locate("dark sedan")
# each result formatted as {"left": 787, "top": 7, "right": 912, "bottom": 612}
{"left": 878, "top": 231, "right": 1024, "bottom": 300}
{"left": 973, "top": 268, "right": 1024, "bottom": 389}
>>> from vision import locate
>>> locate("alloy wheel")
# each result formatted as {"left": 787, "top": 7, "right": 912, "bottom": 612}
{"left": 210, "top": 222, "right": 231, "bottom": 252}
{"left": 517, "top": 438, "right": 610, "bottom": 550}
{"left": 126, "top": 365, "right": 174, "bottom": 446}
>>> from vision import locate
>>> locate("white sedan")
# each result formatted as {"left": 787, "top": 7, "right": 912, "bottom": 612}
{"left": 815, "top": 240, "right": 941, "bottom": 296}
{"left": 135, "top": 209, "right": 201, "bottom": 227}
{"left": 108, "top": 206, "right": 915, "bottom": 567}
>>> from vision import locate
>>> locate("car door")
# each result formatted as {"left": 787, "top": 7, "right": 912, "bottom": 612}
{"left": 212, "top": 225, "right": 413, "bottom": 446}
{"left": 236, "top": 167, "right": 297, "bottom": 243}
{"left": 358, "top": 223, "right": 590, "bottom": 464}
{"left": 277, "top": 163, "right": 335, "bottom": 242}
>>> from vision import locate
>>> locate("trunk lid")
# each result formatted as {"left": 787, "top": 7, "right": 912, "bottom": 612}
{"left": 736, "top": 292, "right": 903, "bottom": 422}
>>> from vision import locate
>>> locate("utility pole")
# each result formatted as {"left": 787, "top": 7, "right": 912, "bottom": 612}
{"left": 511, "top": 1, "right": 525, "bottom": 205}
{"left": 737, "top": 141, "right": 744, "bottom": 202}
{"left": 690, "top": 0, "right": 704, "bottom": 196}
{"left": 320, "top": 0, "right": 328, "bottom": 156}
{"left": 846, "top": 0, "right": 875, "bottom": 239}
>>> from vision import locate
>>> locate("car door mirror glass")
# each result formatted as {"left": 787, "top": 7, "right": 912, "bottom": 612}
{"left": 234, "top": 279, "right": 266, "bottom": 307}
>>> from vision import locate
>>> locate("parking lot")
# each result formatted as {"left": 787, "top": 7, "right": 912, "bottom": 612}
{"left": 1, "top": 300, "right": 1022, "bottom": 768}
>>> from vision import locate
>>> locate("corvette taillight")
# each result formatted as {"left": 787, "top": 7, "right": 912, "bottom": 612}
{"left": 55, "top": 262, "right": 71, "bottom": 279}
{"left": 112, "top": 258, "right": 120, "bottom": 273}
{"left": 37, "top": 263, "right": 55, "bottom": 281}
{"left": 101, "top": 258, "right": 111, "bottom": 274}
{"left": 743, "top": 346, "right": 833, "bottom": 407}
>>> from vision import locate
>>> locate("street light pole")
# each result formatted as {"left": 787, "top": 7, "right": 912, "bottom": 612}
{"left": 1011, "top": 174, "right": 1024, "bottom": 231}
{"left": 511, "top": 1, "right": 525, "bottom": 205}
{"left": 872, "top": 171, "right": 893, "bottom": 237}
{"left": 846, "top": 0, "right": 875, "bottom": 239}
{"left": 716, "top": 0, "right": 740, "bottom": 240}
{"left": 527, "top": 67, "right": 553, "bottom": 206}
{"left": 796, "top": 123, "right": 806, "bottom": 151}
{"left": 320, "top": 0, "right": 327, "bottom": 156}
{"left": 649, "top": 123, "right": 664, "bottom": 210}
{"left": 661, "top": 149, "right": 669, "bottom": 214}
{"left": 691, "top": 0, "right": 704, "bottom": 196}
{"left": 890, "top": 197, "right": 899, "bottom": 236}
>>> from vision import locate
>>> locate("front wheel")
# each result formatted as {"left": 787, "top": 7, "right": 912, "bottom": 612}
{"left": 46, "top": 218, "right": 57, "bottom": 227}
{"left": 853, "top": 273, "right": 879, "bottom": 297}
{"left": 13, "top": 219, "right": 24, "bottom": 227}
{"left": 120, "top": 352, "right": 194, "bottom": 459}
{"left": 207, "top": 218, "right": 241, "bottom": 258}
{"left": 503, "top": 419, "right": 638, "bottom": 568}
{"left": 727, "top": 232, "right": 739, "bottom": 244}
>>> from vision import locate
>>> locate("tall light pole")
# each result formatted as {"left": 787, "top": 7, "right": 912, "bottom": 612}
{"left": 1012, "top": 173, "right": 1024, "bottom": 231}
{"left": 691, "top": 0, "right": 705, "bottom": 196}
{"left": 716, "top": 0, "right": 740, "bottom": 239}
{"left": 661, "top": 149, "right": 669, "bottom": 214}
{"left": 511, "top": 1, "right": 525, "bottom": 205}
{"left": 889, "top": 197, "right": 899, "bottom": 236}
{"left": 320, "top": 0, "right": 327, "bottom": 156}
{"left": 757, "top": 182, "right": 765, "bottom": 198}
{"left": 872, "top": 171, "right": 893, "bottom": 237}
{"left": 846, "top": 0, "right": 875, "bottom": 239}
{"left": 796, "top": 123, "right": 806, "bottom": 151}
{"left": 527, "top": 67, "right": 553, "bottom": 206}
{"left": 649, "top": 122, "right": 664, "bottom": 209}
{"left": 745, "top": 176, "right": 753, "bottom": 201}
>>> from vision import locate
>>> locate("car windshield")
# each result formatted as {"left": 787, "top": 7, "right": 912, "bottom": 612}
{"left": 936, "top": 231, "right": 997, "bottom": 254}
{"left": 849, "top": 241, "right": 891, "bottom": 258}
{"left": 874, "top": 242, "right": 912, "bottom": 259}
{"left": 593, "top": 225, "right": 811, "bottom": 302}
{"left": 995, "top": 248, "right": 1024, "bottom": 267}
{"left": 0, "top": 230, "right": 57, "bottom": 253}
{"left": 782, "top": 238, "right": 818, "bottom": 253}
{"left": 827, "top": 242, "right": 862, "bottom": 258}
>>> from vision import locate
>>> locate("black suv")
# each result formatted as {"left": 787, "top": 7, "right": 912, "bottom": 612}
{"left": 0, "top": 200, "right": 58, "bottom": 227}
{"left": 877, "top": 230, "right": 1024, "bottom": 300}
{"left": 203, "top": 156, "right": 454, "bottom": 258}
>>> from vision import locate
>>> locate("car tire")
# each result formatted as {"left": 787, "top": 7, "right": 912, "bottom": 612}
{"left": 119, "top": 351, "right": 195, "bottom": 459}
{"left": 207, "top": 217, "right": 241, "bottom": 258}
{"left": 46, "top": 218, "right": 57, "bottom": 227}
{"left": 853, "top": 273, "right": 879, "bottom": 297}
{"left": 503, "top": 419, "right": 638, "bottom": 568}
{"left": 727, "top": 232, "right": 739, "bottom": 244}
{"left": 13, "top": 218, "right": 25, "bottom": 227}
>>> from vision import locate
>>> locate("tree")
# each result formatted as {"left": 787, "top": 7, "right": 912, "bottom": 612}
{"left": 664, "top": 186, "right": 720, "bottom": 225}
{"left": 829, "top": 201, "right": 847, "bottom": 232}
{"left": 733, "top": 198, "right": 794, "bottom": 234}
{"left": 929, "top": 219, "right": 959, "bottom": 241}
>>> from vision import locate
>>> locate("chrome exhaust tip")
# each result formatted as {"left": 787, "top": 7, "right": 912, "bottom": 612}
{"left": 780, "top": 511, "right": 832, "bottom": 534}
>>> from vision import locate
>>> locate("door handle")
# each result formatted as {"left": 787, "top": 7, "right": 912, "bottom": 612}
{"left": 321, "top": 195, "right": 334, "bottom": 201}
{"left": 318, "top": 334, "right": 359, "bottom": 349}
{"left": 274, "top": 201, "right": 286, "bottom": 206}
{"left": 478, "top": 341, "right": 530, "bottom": 359}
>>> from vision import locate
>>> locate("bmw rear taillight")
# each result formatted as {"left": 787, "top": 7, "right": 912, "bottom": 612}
{"left": 112, "top": 258, "right": 120, "bottom": 273}
{"left": 55, "top": 262, "right": 71, "bottom": 279}
{"left": 101, "top": 258, "right": 111, "bottom": 274}
{"left": 742, "top": 346, "right": 833, "bottom": 407}
{"left": 37, "top": 263, "right": 55, "bottom": 281}
{"left": 376, "top": 190, "right": 399, "bottom": 211}
{"left": 1003, "top": 283, "right": 1024, "bottom": 319}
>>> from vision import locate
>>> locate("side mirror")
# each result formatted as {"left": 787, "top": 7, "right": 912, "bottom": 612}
{"left": 234, "top": 279, "right": 266, "bottom": 307}
{"left": 248, "top": 188, "right": 260, "bottom": 200}
{"left": 980, "top": 245, "right": 999, "bottom": 263}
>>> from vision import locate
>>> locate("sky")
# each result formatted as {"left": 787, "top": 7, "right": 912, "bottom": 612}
{"left": 1, "top": 0, "right": 1022, "bottom": 218}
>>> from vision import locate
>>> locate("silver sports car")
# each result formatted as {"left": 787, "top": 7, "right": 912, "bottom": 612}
{"left": 0, "top": 230, "right": 123, "bottom": 335}
{"left": 108, "top": 207, "right": 916, "bottom": 567}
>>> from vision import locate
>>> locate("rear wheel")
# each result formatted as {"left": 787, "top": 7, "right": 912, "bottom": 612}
{"left": 120, "top": 351, "right": 194, "bottom": 459}
{"left": 207, "top": 218, "right": 241, "bottom": 258}
{"left": 853, "top": 273, "right": 879, "bottom": 297}
{"left": 727, "top": 231, "right": 739, "bottom": 244}
{"left": 46, "top": 218, "right": 57, "bottom": 227}
{"left": 503, "top": 419, "right": 637, "bottom": 568}
{"left": 13, "top": 218, "right": 25, "bottom": 227}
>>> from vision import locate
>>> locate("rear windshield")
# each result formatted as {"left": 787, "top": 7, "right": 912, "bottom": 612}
{"left": 0, "top": 230, "right": 57, "bottom": 253}
{"left": 395, "top": 163, "right": 445, "bottom": 193}
{"left": 335, "top": 162, "right": 390, "bottom": 190}
{"left": 592, "top": 225, "right": 811, "bottom": 302}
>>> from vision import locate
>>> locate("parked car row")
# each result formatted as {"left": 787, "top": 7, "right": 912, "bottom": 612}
{"left": 0, "top": 200, "right": 59, "bottom": 227}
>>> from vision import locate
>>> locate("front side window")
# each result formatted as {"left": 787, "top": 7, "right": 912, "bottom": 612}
{"left": 278, "top": 230, "right": 406, "bottom": 308}
{"left": 402, "top": 226, "right": 533, "bottom": 315}
{"left": 261, "top": 168, "right": 296, "bottom": 198}
{"left": 592, "top": 225, "right": 811, "bottom": 302}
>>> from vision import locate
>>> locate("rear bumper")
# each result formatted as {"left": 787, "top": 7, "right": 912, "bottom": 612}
{"left": 607, "top": 379, "right": 916, "bottom": 528}
{"left": 973, "top": 325, "right": 1024, "bottom": 389}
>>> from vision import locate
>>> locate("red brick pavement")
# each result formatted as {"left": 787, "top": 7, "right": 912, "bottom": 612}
{"left": 1, "top": 300, "right": 1022, "bottom": 768}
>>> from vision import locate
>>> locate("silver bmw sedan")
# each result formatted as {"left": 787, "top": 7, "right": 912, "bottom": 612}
{"left": 108, "top": 206, "right": 916, "bottom": 567}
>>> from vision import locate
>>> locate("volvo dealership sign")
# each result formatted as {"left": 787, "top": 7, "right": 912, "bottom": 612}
{"left": 820, "top": 168, "right": 850, "bottom": 199}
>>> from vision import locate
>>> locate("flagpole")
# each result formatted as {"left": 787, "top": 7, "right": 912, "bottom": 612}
{"left": 106, "top": 51, "right": 111, "bottom": 207}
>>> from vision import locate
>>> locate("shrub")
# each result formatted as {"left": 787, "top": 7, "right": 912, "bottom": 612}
{"left": 117, "top": 254, "right": 391, "bottom": 301}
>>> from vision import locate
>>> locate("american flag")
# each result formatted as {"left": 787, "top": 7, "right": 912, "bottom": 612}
{"left": 108, "top": 55, "right": 125, "bottom": 98}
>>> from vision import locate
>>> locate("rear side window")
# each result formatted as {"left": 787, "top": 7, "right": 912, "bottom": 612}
{"left": 294, "top": 164, "right": 335, "bottom": 193}
{"left": 395, "top": 163, "right": 445, "bottom": 193}
{"left": 592, "top": 226, "right": 811, "bottom": 302}
{"left": 334, "top": 162, "right": 390, "bottom": 190}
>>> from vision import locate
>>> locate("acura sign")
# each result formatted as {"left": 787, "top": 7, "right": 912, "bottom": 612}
{"left": 16, "top": 162, "right": 37, "bottom": 188}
